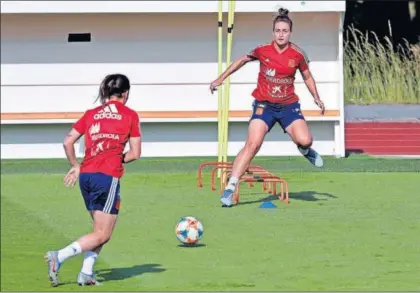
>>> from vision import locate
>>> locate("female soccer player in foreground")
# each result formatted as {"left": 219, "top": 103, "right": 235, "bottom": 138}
{"left": 210, "top": 8, "right": 325, "bottom": 207}
{"left": 45, "top": 74, "right": 142, "bottom": 286}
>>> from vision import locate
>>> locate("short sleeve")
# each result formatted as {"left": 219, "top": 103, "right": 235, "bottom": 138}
{"left": 247, "top": 46, "right": 260, "bottom": 61}
{"left": 298, "top": 51, "right": 310, "bottom": 72}
{"left": 130, "top": 111, "right": 141, "bottom": 138}
{"left": 72, "top": 111, "right": 89, "bottom": 134}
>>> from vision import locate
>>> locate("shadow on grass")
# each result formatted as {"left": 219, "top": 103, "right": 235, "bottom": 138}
{"left": 236, "top": 190, "right": 337, "bottom": 206}
{"left": 95, "top": 263, "right": 166, "bottom": 281}
{"left": 177, "top": 243, "right": 206, "bottom": 248}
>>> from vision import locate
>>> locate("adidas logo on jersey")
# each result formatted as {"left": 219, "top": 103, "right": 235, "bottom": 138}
{"left": 94, "top": 104, "right": 122, "bottom": 120}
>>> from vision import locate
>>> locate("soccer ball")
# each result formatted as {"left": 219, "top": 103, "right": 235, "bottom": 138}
{"left": 175, "top": 216, "right": 204, "bottom": 245}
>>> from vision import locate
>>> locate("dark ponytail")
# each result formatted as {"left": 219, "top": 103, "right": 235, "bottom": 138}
{"left": 273, "top": 8, "right": 293, "bottom": 31}
{"left": 96, "top": 73, "right": 131, "bottom": 105}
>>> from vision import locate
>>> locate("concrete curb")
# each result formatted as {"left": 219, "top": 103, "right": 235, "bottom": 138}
{"left": 344, "top": 104, "right": 420, "bottom": 122}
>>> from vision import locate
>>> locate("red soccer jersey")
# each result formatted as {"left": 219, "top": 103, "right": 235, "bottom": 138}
{"left": 247, "top": 41, "right": 310, "bottom": 104}
{"left": 73, "top": 100, "right": 141, "bottom": 178}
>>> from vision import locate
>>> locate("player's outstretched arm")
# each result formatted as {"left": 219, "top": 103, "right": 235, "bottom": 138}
{"left": 122, "top": 137, "right": 141, "bottom": 164}
{"left": 300, "top": 69, "right": 325, "bottom": 115}
{"left": 209, "top": 55, "right": 256, "bottom": 94}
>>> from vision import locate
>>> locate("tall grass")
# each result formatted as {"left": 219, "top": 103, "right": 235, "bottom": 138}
{"left": 344, "top": 26, "right": 420, "bottom": 105}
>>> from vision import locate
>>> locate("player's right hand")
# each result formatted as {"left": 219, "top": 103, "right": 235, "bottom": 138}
{"left": 64, "top": 165, "right": 80, "bottom": 188}
{"left": 209, "top": 79, "right": 223, "bottom": 94}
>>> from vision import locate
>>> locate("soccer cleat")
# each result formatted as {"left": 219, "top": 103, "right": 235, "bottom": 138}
{"left": 220, "top": 189, "right": 234, "bottom": 207}
{"left": 44, "top": 251, "right": 61, "bottom": 287}
{"left": 77, "top": 272, "right": 103, "bottom": 286}
{"left": 298, "top": 146, "right": 324, "bottom": 167}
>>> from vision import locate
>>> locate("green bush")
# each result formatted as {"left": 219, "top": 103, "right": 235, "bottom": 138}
{"left": 344, "top": 27, "right": 420, "bottom": 105}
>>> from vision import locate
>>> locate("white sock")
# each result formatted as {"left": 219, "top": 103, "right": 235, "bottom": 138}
{"left": 81, "top": 251, "right": 98, "bottom": 276}
{"left": 57, "top": 241, "right": 82, "bottom": 263}
{"left": 226, "top": 177, "right": 239, "bottom": 191}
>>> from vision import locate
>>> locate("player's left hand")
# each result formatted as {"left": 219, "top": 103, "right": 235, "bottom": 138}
{"left": 209, "top": 78, "right": 223, "bottom": 94}
{"left": 314, "top": 99, "right": 325, "bottom": 115}
{"left": 64, "top": 165, "right": 80, "bottom": 188}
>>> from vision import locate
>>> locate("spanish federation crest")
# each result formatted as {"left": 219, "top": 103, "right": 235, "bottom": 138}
{"left": 288, "top": 59, "right": 297, "bottom": 67}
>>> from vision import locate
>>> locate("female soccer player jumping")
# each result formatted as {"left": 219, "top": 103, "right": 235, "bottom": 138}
{"left": 45, "top": 74, "right": 142, "bottom": 286}
{"left": 210, "top": 8, "right": 325, "bottom": 208}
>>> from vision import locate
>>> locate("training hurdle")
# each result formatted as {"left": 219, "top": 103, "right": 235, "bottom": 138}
{"left": 198, "top": 161, "right": 262, "bottom": 191}
{"left": 197, "top": 161, "right": 290, "bottom": 205}
{"left": 218, "top": 168, "right": 289, "bottom": 204}
{"left": 212, "top": 164, "right": 266, "bottom": 192}
{"left": 232, "top": 174, "right": 290, "bottom": 205}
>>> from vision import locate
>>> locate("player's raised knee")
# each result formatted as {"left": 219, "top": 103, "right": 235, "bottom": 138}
{"left": 296, "top": 136, "right": 313, "bottom": 149}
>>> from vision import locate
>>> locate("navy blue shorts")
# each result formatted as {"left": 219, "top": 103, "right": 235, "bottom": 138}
{"left": 79, "top": 172, "right": 121, "bottom": 215}
{"left": 250, "top": 100, "right": 305, "bottom": 132}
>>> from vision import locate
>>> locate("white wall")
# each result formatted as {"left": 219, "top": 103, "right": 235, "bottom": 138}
{"left": 1, "top": 1, "right": 346, "bottom": 14}
{"left": 0, "top": 10, "right": 345, "bottom": 159}
{"left": 0, "top": 122, "right": 337, "bottom": 158}
{"left": 1, "top": 12, "right": 341, "bottom": 112}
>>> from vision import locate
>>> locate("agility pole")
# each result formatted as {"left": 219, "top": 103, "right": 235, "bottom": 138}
{"left": 220, "top": 0, "right": 236, "bottom": 179}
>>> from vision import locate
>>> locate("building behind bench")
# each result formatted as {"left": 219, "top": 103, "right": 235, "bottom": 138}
{"left": 1, "top": 1, "right": 346, "bottom": 159}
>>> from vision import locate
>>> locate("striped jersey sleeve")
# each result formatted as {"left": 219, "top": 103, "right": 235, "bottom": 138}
{"left": 246, "top": 43, "right": 271, "bottom": 61}
{"left": 291, "top": 43, "right": 310, "bottom": 72}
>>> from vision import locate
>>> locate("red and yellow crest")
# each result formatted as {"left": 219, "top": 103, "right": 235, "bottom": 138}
{"left": 288, "top": 59, "right": 297, "bottom": 67}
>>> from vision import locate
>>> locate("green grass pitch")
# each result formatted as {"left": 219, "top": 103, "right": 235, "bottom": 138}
{"left": 1, "top": 156, "right": 420, "bottom": 291}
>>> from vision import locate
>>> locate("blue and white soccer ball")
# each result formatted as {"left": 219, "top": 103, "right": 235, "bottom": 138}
{"left": 175, "top": 216, "right": 204, "bottom": 245}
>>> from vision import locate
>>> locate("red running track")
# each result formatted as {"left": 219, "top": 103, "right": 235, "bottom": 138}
{"left": 345, "top": 122, "right": 420, "bottom": 155}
